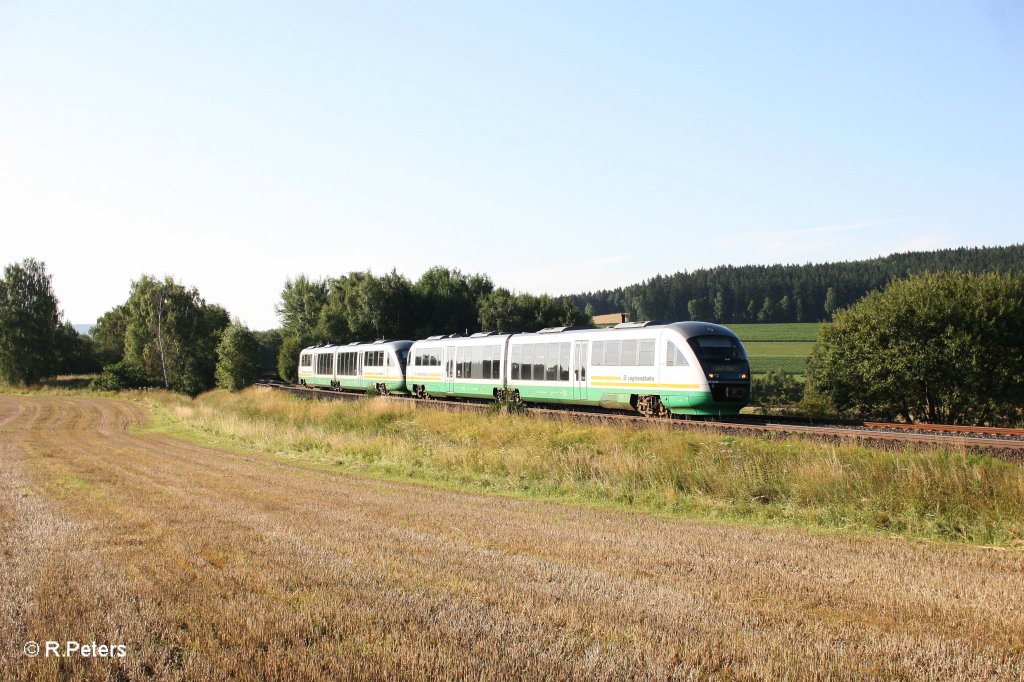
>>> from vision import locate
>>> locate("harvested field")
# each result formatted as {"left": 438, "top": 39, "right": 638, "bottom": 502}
{"left": 2, "top": 395, "right": 1023, "bottom": 680}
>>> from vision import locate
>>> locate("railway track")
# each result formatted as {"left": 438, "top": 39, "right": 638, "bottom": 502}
{"left": 256, "top": 380, "right": 1024, "bottom": 460}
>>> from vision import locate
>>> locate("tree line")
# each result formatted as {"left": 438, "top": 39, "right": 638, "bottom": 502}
{"left": 272, "top": 266, "right": 590, "bottom": 380}
{"left": 571, "top": 244, "right": 1024, "bottom": 323}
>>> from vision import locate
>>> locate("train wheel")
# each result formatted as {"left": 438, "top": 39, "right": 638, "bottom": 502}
{"left": 635, "top": 395, "right": 669, "bottom": 419}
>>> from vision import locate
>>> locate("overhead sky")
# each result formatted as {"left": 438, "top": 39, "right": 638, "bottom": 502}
{"left": 2, "top": 1, "right": 1022, "bottom": 330}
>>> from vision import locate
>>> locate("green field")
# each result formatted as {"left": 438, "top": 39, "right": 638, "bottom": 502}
{"left": 742, "top": 341, "right": 816, "bottom": 357}
{"left": 747, "top": 356, "right": 809, "bottom": 376}
{"left": 729, "top": 323, "right": 820, "bottom": 376}
{"left": 727, "top": 322, "right": 820, "bottom": 342}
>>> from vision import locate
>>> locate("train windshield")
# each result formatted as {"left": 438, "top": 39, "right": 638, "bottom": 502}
{"left": 687, "top": 336, "right": 746, "bottom": 363}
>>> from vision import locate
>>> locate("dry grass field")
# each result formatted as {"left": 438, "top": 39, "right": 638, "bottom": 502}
{"left": 2, "top": 394, "right": 1024, "bottom": 680}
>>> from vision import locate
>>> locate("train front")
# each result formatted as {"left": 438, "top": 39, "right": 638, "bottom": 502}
{"left": 673, "top": 322, "right": 752, "bottom": 415}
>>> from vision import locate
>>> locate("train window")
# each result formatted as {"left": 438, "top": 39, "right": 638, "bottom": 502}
{"left": 688, "top": 336, "right": 746, "bottom": 362}
{"left": 300, "top": 354, "right": 311, "bottom": 367}
{"left": 492, "top": 345, "right": 501, "bottom": 379}
{"left": 432, "top": 349, "right": 441, "bottom": 366}
{"left": 510, "top": 345, "right": 521, "bottom": 380}
{"left": 592, "top": 341, "right": 604, "bottom": 367}
{"left": 471, "top": 346, "right": 484, "bottom": 380}
{"left": 482, "top": 345, "right": 492, "bottom": 379}
{"left": 521, "top": 345, "right": 534, "bottom": 380}
{"left": 544, "top": 343, "right": 558, "bottom": 381}
{"left": 605, "top": 340, "right": 621, "bottom": 366}
{"left": 456, "top": 347, "right": 466, "bottom": 378}
{"left": 316, "top": 353, "right": 333, "bottom": 375}
{"left": 638, "top": 339, "right": 655, "bottom": 366}
{"left": 666, "top": 342, "right": 689, "bottom": 366}
{"left": 533, "top": 344, "right": 546, "bottom": 381}
{"left": 559, "top": 343, "right": 570, "bottom": 381}
{"left": 621, "top": 340, "right": 637, "bottom": 367}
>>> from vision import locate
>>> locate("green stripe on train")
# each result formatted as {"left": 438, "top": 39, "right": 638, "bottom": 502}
{"left": 413, "top": 380, "right": 736, "bottom": 416}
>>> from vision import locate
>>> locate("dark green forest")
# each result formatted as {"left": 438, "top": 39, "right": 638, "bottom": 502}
{"left": 571, "top": 244, "right": 1024, "bottom": 323}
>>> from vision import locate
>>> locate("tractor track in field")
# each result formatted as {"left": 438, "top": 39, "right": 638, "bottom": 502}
{"left": 259, "top": 380, "right": 1024, "bottom": 461}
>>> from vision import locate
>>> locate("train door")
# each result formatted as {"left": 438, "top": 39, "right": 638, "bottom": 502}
{"left": 444, "top": 345, "right": 456, "bottom": 393}
{"left": 573, "top": 340, "right": 588, "bottom": 400}
{"left": 357, "top": 351, "right": 364, "bottom": 387}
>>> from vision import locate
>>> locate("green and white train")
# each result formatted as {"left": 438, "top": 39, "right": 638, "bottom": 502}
{"left": 299, "top": 321, "right": 751, "bottom": 417}
{"left": 297, "top": 340, "right": 411, "bottom": 395}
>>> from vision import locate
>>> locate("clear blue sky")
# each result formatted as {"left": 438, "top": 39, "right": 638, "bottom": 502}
{"left": 2, "top": 1, "right": 1021, "bottom": 330}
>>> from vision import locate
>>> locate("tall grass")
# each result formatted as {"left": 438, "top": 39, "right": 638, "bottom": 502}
{"left": 150, "top": 388, "right": 1024, "bottom": 545}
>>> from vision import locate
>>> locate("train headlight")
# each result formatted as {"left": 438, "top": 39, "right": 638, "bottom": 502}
{"left": 740, "top": 373, "right": 749, "bottom": 379}
{"left": 707, "top": 373, "right": 716, "bottom": 379}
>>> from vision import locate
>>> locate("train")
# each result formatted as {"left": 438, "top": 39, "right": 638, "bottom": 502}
{"left": 297, "top": 321, "right": 751, "bottom": 416}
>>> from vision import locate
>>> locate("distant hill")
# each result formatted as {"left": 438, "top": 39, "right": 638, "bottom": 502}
{"left": 570, "top": 244, "right": 1023, "bottom": 324}
{"left": 73, "top": 324, "right": 95, "bottom": 336}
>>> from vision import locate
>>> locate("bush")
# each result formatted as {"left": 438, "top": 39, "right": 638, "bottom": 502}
{"left": 215, "top": 323, "right": 262, "bottom": 392}
{"left": 809, "top": 271, "right": 1024, "bottom": 425}
{"left": 277, "top": 336, "right": 305, "bottom": 383}
{"left": 90, "top": 360, "right": 150, "bottom": 391}
{"left": 751, "top": 371, "right": 804, "bottom": 414}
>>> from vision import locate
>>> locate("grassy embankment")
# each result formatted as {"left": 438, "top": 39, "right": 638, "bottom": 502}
{"left": 146, "top": 387, "right": 1024, "bottom": 546}
{"left": 730, "top": 322, "right": 819, "bottom": 377}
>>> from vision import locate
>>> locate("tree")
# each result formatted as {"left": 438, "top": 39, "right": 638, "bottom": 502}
{"left": 121, "top": 275, "right": 229, "bottom": 395}
{"left": 54, "top": 322, "right": 100, "bottom": 375}
{"left": 477, "top": 288, "right": 526, "bottom": 332}
{"left": 412, "top": 267, "right": 490, "bottom": 337}
{"left": 808, "top": 272, "right": 1024, "bottom": 425}
{"left": 477, "top": 289, "right": 590, "bottom": 333}
{"left": 215, "top": 322, "right": 262, "bottom": 392}
{"left": 823, "top": 287, "right": 837, "bottom": 319}
{"left": 253, "top": 329, "right": 283, "bottom": 377}
{"left": 757, "top": 296, "right": 774, "bottom": 322}
{"left": 91, "top": 305, "right": 127, "bottom": 366}
{"left": 778, "top": 295, "right": 792, "bottom": 320}
{"left": 276, "top": 276, "right": 329, "bottom": 339}
{"left": 687, "top": 298, "right": 704, "bottom": 320}
{"left": 713, "top": 291, "right": 726, "bottom": 322}
{"left": 277, "top": 336, "right": 306, "bottom": 383}
{"left": 0, "top": 258, "right": 61, "bottom": 385}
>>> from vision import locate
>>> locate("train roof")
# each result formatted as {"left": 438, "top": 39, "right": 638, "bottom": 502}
{"left": 301, "top": 340, "right": 413, "bottom": 352}
{"left": 511, "top": 321, "right": 741, "bottom": 340}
